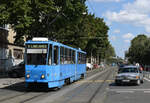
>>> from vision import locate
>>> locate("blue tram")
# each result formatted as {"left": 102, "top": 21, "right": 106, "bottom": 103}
{"left": 25, "top": 37, "right": 86, "bottom": 88}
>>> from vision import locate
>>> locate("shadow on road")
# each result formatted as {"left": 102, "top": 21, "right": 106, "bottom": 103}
{"left": 109, "top": 82, "right": 137, "bottom": 87}
{"left": 1, "top": 82, "right": 59, "bottom": 93}
{"left": 1, "top": 82, "right": 26, "bottom": 92}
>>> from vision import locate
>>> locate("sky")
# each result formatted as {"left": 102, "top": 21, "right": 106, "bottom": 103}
{"left": 86, "top": 0, "right": 150, "bottom": 58}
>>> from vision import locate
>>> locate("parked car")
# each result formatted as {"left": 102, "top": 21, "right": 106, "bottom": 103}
{"left": 115, "top": 65, "right": 144, "bottom": 86}
{"left": 93, "top": 64, "right": 99, "bottom": 69}
{"left": 86, "top": 63, "right": 93, "bottom": 70}
{"left": 8, "top": 61, "right": 25, "bottom": 78}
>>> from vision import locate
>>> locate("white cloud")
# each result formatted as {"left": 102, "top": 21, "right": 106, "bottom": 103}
{"left": 89, "top": 0, "right": 121, "bottom": 2}
{"left": 113, "top": 29, "right": 120, "bottom": 33}
{"left": 122, "top": 33, "right": 134, "bottom": 39}
{"left": 122, "top": 33, "right": 134, "bottom": 43}
{"left": 124, "top": 40, "right": 130, "bottom": 43}
{"left": 104, "top": 0, "right": 150, "bottom": 33}
{"left": 105, "top": 20, "right": 112, "bottom": 26}
{"left": 124, "top": 0, "right": 150, "bottom": 14}
{"left": 105, "top": 11, "right": 148, "bottom": 23}
{"left": 110, "top": 35, "right": 117, "bottom": 41}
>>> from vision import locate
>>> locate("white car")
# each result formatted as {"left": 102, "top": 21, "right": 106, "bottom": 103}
{"left": 115, "top": 65, "right": 144, "bottom": 85}
{"left": 86, "top": 63, "right": 93, "bottom": 70}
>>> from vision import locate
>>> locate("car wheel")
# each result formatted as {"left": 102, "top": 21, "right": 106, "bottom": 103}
{"left": 141, "top": 79, "right": 144, "bottom": 84}
{"left": 115, "top": 80, "right": 121, "bottom": 86}
{"left": 116, "top": 82, "right": 121, "bottom": 86}
{"left": 136, "top": 79, "right": 141, "bottom": 86}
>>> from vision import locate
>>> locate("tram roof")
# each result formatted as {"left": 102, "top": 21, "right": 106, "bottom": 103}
{"left": 25, "top": 40, "right": 86, "bottom": 54}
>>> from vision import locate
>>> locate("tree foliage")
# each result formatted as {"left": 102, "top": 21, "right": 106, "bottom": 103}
{"left": 126, "top": 34, "right": 150, "bottom": 65}
{"left": 0, "top": 0, "right": 115, "bottom": 60}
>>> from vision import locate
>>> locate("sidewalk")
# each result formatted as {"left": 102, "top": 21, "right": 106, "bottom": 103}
{"left": 0, "top": 77, "right": 24, "bottom": 88}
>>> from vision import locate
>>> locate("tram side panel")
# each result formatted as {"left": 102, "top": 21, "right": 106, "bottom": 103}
{"left": 47, "top": 65, "right": 64, "bottom": 88}
{"left": 60, "top": 64, "right": 76, "bottom": 83}
{"left": 76, "top": 64, "right": 86, "bottom": 77}
{"left": 76, "top": 52, "right": 86, "bottom": 79}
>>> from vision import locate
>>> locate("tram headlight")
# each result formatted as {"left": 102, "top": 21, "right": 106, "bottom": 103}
{"left": 26, "top": 74, "right": 30, "bottom": 78}
{"left": 41, "top": 74, "right": 45, "bottom": 79}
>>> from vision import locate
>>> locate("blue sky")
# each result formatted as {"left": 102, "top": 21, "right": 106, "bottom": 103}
{"left": 86, "top": 0, "right": 150, "bottom": 58}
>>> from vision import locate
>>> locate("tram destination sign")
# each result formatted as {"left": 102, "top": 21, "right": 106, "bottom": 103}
{"left": 27, "top": 44, "right": 47, "bottom": 49}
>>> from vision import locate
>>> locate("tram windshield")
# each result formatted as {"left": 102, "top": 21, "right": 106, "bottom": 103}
{"left": 27, "top": 53, "right": 47, "bottom": 65}
{"left": 26, "top": 44, "right": 48, "bottom": 65}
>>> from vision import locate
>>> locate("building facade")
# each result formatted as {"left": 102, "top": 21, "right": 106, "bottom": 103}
{"left": 0, "top": 25, "right": 24, "bottom": 74}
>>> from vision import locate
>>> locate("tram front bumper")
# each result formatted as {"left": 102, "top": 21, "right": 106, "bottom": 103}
{"left": 25, "top": 79, "right": 48, "bottom": 83}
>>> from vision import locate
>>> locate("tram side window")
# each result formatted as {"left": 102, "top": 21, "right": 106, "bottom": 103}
{"left": 60, "top": 47, "right": 64, "bottom": 64}
{"left": 72, "top": 50, "right": 75, "bottom": 64}
{"left": 48, "top": 44, "right": 52, "bottom": 65}
{"left": 81, "top": 53, "right": 86, "bottom": 64}
{"left": 64, "top": 48, "right": 67, "bottom": 64}
{"left": 84, "top": 54, "right": 86, "bottom": 64}
{"left": 78, "top": 52, "right": 81, "bottom": 64}
{"left": 60, "top": 48, "right": 74, "bottom": 64}
{"left": 78, "top": 53, "right": 79, "bottom": 64}
{"left": 82, "top": 53, "right": 84, "bottom": 64}
{"left": 80, "top": 53, "right": 82, "bottom": 64}
{"left": 66, "top": 48, "right": 70, "bottom": 64}
{"left": 78, "top": 53, "right": 86, "bottom": 64}
{"left": 69, "top": 49, "right": 71, "bottom": 64}
{"left": 54, "top": 46, "right": 58, "bottom": 65}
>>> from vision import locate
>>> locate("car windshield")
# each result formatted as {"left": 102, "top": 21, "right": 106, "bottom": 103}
{"left": 118, "top": 67, "right": 138, "bottom": 73}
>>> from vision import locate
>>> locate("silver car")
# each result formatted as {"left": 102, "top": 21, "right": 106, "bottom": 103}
{"left": 115, "top": 65, "right": 144, "bottom": 85}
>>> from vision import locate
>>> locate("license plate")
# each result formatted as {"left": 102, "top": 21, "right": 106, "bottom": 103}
{"left": 122, "top": 80, "right": 130, "bottom": 82}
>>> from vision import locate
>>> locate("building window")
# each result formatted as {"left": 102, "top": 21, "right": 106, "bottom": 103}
{"left": 0, "top": 24, "right": 9, "bottom": 30}
{"left": 13, "top": 49, "right": 23, "bottom": 59}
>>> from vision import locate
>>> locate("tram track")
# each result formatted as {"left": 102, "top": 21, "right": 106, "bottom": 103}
{"left": 0, "top": 87, "right": 52, "bottom": 103}
{"left": 87, "top": 69, "right": 112, "bottom": 103}
{"left": 0, "top": 68, "right": 111, "bottom": 103}
{"left": 20, "top": 70, "right": 109, "bottom": 103}
{"left": 0, "top": 92, "right": 27, "bottom": 102}
{"left": 58, "top": 68, "right": 112, "bottom": 103}
{"left": 20, "top": 69, "right": 110, "bottom": 103}
{"left": 20, "top": 93, "right": 46, "bottom": 103}
{"left": 0, "top": 91, "right": 49, "bottom": 103}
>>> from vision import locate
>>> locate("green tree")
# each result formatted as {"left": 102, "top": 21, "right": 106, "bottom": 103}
{"left": 0, "top": 0, "right": 87, "bottom": 45}
{"left": 0, "top": 0, "right": 115, "bottom": 61}
{"left": 126, "top": 35, "right": 149, "bottom": 65}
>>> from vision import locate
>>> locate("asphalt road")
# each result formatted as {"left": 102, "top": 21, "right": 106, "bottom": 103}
{"left": 105, "top": 75, "right": 150, "bottom": 103}
{"left": 1, "top": 67, "right": 150, "bottom": 103}
{"left": 0, "top": 68, "right": 110, "bottom": 103}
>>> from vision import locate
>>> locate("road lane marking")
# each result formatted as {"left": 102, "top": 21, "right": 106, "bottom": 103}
{"left": 109, "top": 89, "right": 150, "bottom": 94}
{"left": 144, "top": 77, "right": 150, "bottom": 82}
{"left": 116, "top": 91, "right": 134, "bottom": 93}
{"left": 109, "top": 89, "right": 150, "bottom": 91}
{"left": 75, "top": 80, "right": 114, "bottom": 84}
{"left": 144, "top": 91, "right": 150, "bottom": 93}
